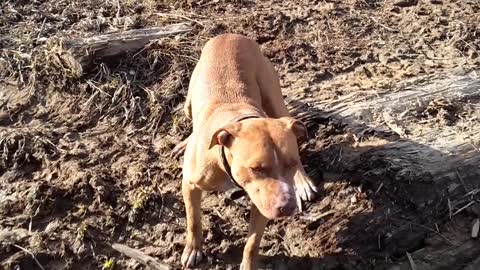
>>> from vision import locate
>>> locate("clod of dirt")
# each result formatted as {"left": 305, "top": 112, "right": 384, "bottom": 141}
{"left": 393, "top": 0, "right": 418, "bottom": 7}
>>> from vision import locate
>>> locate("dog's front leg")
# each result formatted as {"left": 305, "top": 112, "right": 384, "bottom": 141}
{"left": 181, "top": 179, "right": 203, "bottom": 268}
{"left": 240, "top": 204, "right": 269, "bottom": 270}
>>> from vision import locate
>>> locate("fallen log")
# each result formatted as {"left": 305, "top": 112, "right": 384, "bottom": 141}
{"left": 289, "top": 72, "right": 480, "bottom": 188}
{"left": 63, "top": 23, "right": 193, "bottom": 70}
{"left": 385, "top": 239, "right": 480, "bottom": 270}
{"left": 287, "top": 72, "right": 480, "bottom": 270}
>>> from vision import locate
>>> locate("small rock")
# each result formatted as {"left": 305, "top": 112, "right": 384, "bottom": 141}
{"left": 45, "top": 220, "right": 61, "bottom": 233}
{"left": 317, "top": 196, "right": 332, "bottom": 211}
{"left": 393, "top": 0, "right": 417, "bottom": 7}
{"left": 472, "top": 218, "right": 479, "bottom": 239}
{"left": 323, "top": 182, "right": 336, "bottom": 192}
{"left": 350, "top": 195, "right": 358, "bottom": 204}
{"left": 335, "top": 202, "right": 348, "bottom": 211}
{"left": 448, "top": 183, "right": 460, "bottom": 193}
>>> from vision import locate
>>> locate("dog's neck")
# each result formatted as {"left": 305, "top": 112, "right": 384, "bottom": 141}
{"left": 206, "top": 101, "right": 265, "bottom": 125}
{"left": 219, "top": 113, "right": 261, "bottom": 191}
{"left": 202, "top": 102, "right": 266, "bottom": 195}
{"left": 219, "top": 112, "right": 265, "bottom": 200}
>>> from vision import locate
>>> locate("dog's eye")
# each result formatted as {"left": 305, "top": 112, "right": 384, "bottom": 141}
{"left": 250, "top": 166, "right": 263, "bottom": 173}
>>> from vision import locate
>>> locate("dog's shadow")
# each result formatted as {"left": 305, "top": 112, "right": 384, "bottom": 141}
{"left": 198, "top": 97, "right": 479, "bottom": 270}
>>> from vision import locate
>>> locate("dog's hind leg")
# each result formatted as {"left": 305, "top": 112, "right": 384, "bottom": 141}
{"left": 183, "top": 88, "right": 193, "bottom": 120}
{"left": 172, "top": 134, "right": 191, "bottom": 159}
{"left": 256, "top": 57, "right": 291, "bottom": 118}
{"left": 173, "top": 62, "right": 200, "bottom": 159}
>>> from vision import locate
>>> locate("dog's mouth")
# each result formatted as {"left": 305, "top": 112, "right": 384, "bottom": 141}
{"left": 254, "top": 190, "right": 297, "bottom": 219}
{"left": 226, "top": 188, "right": 297, "bottom": 219}
{"left": 258, "top": 200, "right": 297, "bottom": 219}
{"left": 225, "top": 179, "right": 297, "bottom": 219}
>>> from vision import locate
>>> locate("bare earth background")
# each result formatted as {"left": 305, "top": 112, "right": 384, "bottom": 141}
{"left": 1, "top": 0, "right": 479, "bottom": 269}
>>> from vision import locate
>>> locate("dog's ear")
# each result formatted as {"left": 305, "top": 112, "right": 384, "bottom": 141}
{"left": 280, "top": 117, "right": 308, "bottom": 144}
{"left": 209, "top": 123, "right": 240, "bottom": 149}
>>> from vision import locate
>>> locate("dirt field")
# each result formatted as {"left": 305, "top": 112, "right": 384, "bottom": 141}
{"left": 1, "top": 0, "right": 479, "bottom": 269}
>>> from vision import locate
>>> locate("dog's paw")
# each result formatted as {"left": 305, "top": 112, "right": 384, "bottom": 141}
{"left": 172, "top": 138, "right": 188, "bottom": 159}
{"left": 294, "top": 169, "right": 318, "bottom": 203}
{"left": 181, "top": 245, "right": 203, "bottom": 268}
{"left": 239, "top": 260, "right": 257, "bottom": 270}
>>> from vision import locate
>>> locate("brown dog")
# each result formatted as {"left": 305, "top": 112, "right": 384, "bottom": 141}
{"left": 175, "top": 34, "right": 318, "bottom": 270}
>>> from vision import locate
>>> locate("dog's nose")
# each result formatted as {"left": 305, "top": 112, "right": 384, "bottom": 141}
{"left": 278, "top": 202, "right": 296, "bottom": 216}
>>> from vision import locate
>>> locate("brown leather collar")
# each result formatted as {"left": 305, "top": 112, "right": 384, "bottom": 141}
{"left": 219, "top": 114, "right": 260, "bottom": 193}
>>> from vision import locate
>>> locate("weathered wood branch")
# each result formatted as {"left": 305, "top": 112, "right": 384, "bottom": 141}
{"left": 287, "top": 72, "right": 480, "bottom": 270}
{"left": 387, "top": 239, "right": 480, "bottom": 270}
{"left": 63, "top": 23, "right": 193, "bottom": 70}
{"left": 111, "top": 243, "right": 171, "bottom": 270}
{"left": 289, "top": 72, "right": 480, "bottom": 185}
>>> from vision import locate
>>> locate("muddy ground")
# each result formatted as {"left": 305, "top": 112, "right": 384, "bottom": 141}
{"left": 1, "top": 0, "right": 479, "bottom": 269}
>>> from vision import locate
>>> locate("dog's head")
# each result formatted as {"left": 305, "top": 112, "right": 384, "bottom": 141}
{"left": 209, "top": 117, "right": 307, "bottom": 219}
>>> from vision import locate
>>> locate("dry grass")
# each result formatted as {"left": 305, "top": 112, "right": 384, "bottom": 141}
{"left": 0, "top": 128, "right": 58, "bottom": 173}
{"left": 0, "top": 0, "right": 209, "bottom": 141}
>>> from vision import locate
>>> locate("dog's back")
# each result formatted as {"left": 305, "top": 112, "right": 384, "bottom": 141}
{"left": 188, "top": 34, "right": 265, "bottom": 123}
